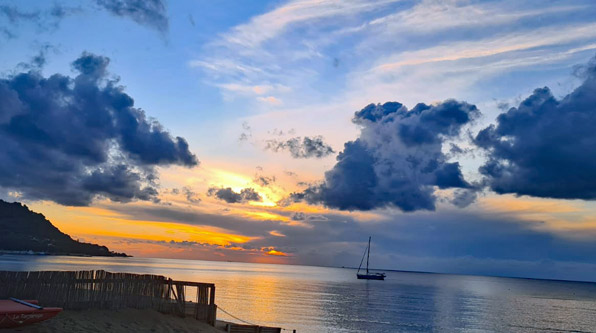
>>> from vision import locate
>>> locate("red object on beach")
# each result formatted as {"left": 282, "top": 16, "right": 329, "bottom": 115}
{"left": 0, "top": 299, "right": 62, "bottom": 328}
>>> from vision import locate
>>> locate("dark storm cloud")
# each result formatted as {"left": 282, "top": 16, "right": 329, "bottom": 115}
{"left": 81, "top": 164, "right": 159, "bottom": 203}
{"left": 475, "top": 57, "right": 596, "bottom": 200}
{"left": 265, "top": 136, "right": 335, "bottom": 158}
{"left": 352, "top": 101, "right": 406, "bottom": 123}
{"left": 286, "top": 100, "right": 479, "bottom": 211}
{"left": 95, "top": 0, "right": 169, "bottom": 33}
{"left": 207, "top": 187, "right": 262, "bottom": 204}
{"left": 0, "top": 52, "right": 197, "bottom": 206}
{"left": 450, "top": 189, "right": 478, "bottom": 208}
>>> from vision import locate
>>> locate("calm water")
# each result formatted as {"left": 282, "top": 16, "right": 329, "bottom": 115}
{"left": 1, "top": 255, "right": 596, "bottom": 332}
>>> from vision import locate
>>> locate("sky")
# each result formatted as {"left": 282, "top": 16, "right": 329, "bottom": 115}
{"left": 1, "top": 0, "right": 596, "bottom": 281}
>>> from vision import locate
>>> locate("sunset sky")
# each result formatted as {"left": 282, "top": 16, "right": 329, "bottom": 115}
{"left": 2, "top": 0, "right": 596, "bottom": 281}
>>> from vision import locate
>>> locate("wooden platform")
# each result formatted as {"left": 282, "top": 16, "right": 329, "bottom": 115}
{"left": 224, "top": 323, "right": 285, "bottom": 333}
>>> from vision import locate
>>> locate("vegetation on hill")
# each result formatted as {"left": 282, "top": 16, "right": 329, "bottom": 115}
{"left": 0, "top": 200, "right": 128, "bottom": 257}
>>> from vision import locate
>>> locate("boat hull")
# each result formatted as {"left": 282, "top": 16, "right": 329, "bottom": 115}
{"left": 357, "top": 273, "right": 386, "bottom": 280}
{"left": 0, "top": 300, "right": 62, "bottom": 328}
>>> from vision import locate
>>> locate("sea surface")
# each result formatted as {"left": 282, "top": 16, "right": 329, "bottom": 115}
{"left": 1, "top": 255, "right": 596, "bottom": 332}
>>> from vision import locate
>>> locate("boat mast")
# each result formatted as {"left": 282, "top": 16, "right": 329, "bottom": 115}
{"left": 366, "top": 236, "right": 371, "bottom": 274}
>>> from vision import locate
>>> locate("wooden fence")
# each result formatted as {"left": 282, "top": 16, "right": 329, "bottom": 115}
{"left": 0, "top": 270, "right": 216, "bottom": 325}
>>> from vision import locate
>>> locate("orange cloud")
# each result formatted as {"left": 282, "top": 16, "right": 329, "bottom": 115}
{"left": 28, "top": 201, "right": 256, "bottom": 251}
{"left": 266, "top": 249, "right": 288, "bottom": 256}
{"left": 473, "top": 194, "right": 596, "bottom": 239}
{"left": 479, "top": 196, "right": 581, "bottom": 214}
{"left": 257, "top": 96, "right": 283, "bottom": 105}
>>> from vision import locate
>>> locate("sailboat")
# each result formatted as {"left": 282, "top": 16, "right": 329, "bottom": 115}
{"left": 357, "top": 236, "right": 386, "bottom": 280}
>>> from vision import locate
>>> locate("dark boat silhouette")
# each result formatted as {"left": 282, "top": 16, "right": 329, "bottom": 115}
{"left": 357, "top": 236, "right": 386, "bottom": 280}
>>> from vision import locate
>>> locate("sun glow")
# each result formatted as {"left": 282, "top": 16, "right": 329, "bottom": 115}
{"left": 243, "top": 211, "right": 290, "bottom": 222}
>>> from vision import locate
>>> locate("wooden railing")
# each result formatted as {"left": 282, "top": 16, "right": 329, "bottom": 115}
{"left": 0, "top": 270, "right": 217, "bottom": 325}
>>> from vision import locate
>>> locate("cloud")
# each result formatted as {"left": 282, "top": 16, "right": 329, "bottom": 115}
{"left": 291, "top": 212, "right": 328, "bottom": 222}
{"left": 0, "top": 52, "right": 197, "bottom": 206}
{"left": 194, "top": 0, "right": 405, "bottom": 105}
{"left": 102, "top": 203, "right": 285, "bottom": 238}
{"left": 181, "top": 186, "right": 200, "bottom": 204}
{"left": 0, "top": 5, "right": 39, "bottom": 24}
{"left": 475, "top": 56, "right": 596, "bottom": 200}
{"left": 371, "top": 22, "right": 596, "bottom": 74}
{"left": 238, "top": 121, "right": 252, "bottom": 142}
{"left": 257, "top": 96, "right": 282, "bottom": 105}
{"left": 287, "top": 100, "right": 478, "bottom": 211}
{"left": 197, "top": 0, "right": 596, "bottom": 112}
{"left": 221, "top": 0, "right": 400, "bottom": 48}
{"left": 0, "top": 5, "right": 51, "bottom": 37}
{"left": 265, "top": 136, "right": 335, "bottom": 159}
{"left": 0, "top": 3, "right": 82, "bottom": 38}
{"left": 265, "top": 248, "right": 288, "bottom": 256}
{"left": 15, "top": 44, "right": 56, "bottom": 71}
{"left": 0, "top": 2, "right": 166, "bottom": 38}
{"left": 447, "top": 143, "right": 472, "bottom": 158}
{"left": 117, "top": 238, "right": 290, "bottom": 259}
{"left": 97, "top": 199, "right": 596, "bottom": 281}
{"left": 451, "top": 189, "right": 478, "bottom": 208}
{"left": 95, "top": 0, "right": 168, "bottom": 33}
{"left": 370, "top": 0, "right": 587, "bottom": 35}
{"left": 254, "top": 175, "right": 276, "bottom": 187}
{"left": 207, "top": 187, "right": 262, "bottom": 204}
{"left": 0, "top": 3, "right": 80, "bottom": 23}
{"left": 49, "top": 3, "right": 83, "bottom": 20}
{"left": 279, "top": 209, "right": 596, "bottom": 281}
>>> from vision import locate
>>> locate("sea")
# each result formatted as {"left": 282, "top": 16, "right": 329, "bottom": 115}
{"left": 1, "top": 255, "right": 596, "bottom": 332}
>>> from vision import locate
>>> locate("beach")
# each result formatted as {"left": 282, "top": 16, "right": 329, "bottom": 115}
{"left": 3, "top": 308, "right": 223, "bottom": 333}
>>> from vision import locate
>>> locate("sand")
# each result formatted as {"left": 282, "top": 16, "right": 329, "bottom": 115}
{"left": 3, "top": 308, "right": 225, "bottom": 333}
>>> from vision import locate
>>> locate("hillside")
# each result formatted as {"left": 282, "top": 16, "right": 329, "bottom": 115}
{"left": 0, "top": 200, "right": 128, "bottom": 257}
